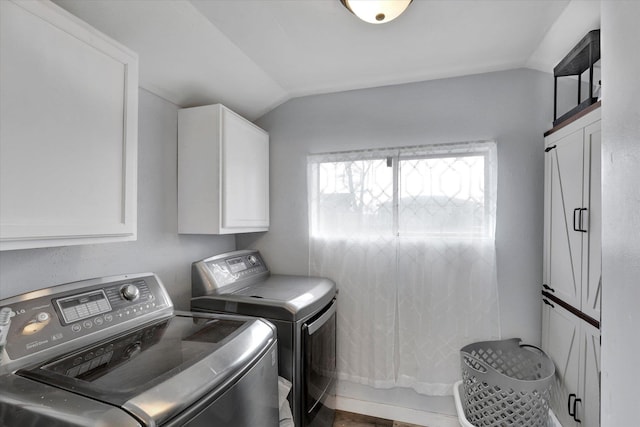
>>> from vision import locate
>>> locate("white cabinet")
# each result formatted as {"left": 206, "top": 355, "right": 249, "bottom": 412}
{"left": 543, "top": 106, "right": 601, "bottom": 321}
{"left": 178, "top": 104, "right": 269, "bottom": 234}
{"left": 542, "top": 105, "right": 601, "bottom": 427}
{"left": 0, "top": 0, "right": 138, "bottom": 251}
{"left": 542, "top": 300, "right": 600, "bottom": 427}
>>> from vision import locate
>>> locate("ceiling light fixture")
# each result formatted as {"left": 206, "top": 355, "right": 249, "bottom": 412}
{"left": 340, "top": 0, "right": 413, "bottom": 24}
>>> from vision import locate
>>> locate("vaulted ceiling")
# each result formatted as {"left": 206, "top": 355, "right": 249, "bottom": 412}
{"left": 54, "top": 0, "right": 600, "bottom": 120}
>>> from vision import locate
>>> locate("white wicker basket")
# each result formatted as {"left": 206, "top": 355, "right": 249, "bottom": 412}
{"left": 460, "top": 338, "right": 555, "bottom": 427}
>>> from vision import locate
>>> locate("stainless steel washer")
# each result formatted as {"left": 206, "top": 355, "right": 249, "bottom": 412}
{"left": 0, "top": 273, "right": 279, "bottom": 427}
{"left": 190, "top": 249, "right": 337, "bottom": 427}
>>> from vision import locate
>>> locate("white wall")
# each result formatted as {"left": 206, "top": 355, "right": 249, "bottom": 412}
{"left": 600, "top": 2, "right": 640, "bottom": 426}
{"left": 0, "top": 89, "right": 235, "bottom": 310}
{"left": 238, "top": 68, "right": 555, "bottom": 413}
{"left": 241, "top": 68, "right": 553, "bottom": 344}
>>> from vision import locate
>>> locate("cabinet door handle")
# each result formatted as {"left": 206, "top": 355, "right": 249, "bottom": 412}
{"left": 543, "top": 299, "right": 555, "bottom": 308}
{"left": 545, "top": 145, "right": 557, "bottom": 153}
{"left": 573, "top": 397, "right": 582, "bottom": 422}
{"left": 579, "top": 207, "right": 588, "bottom": 232}
{"left": 574, "top": 208, "right": 588, "bottom": 233}
{"left": 543, "top": 284, "right": 555, "bottom": 293}
{"left": 568, "top": 394, "right": 583, "bottom": 422}
{"left": 568, "top": 393, "right": 576, "bottom": 417}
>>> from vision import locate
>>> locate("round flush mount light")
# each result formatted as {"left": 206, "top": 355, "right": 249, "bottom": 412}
{"left": 340, "top": 0, "right": 413, "bottom": 24}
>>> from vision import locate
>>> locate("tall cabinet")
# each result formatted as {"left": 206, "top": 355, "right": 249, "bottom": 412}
{"left": 541, "top": 103, "right": 601, "bottom": 427}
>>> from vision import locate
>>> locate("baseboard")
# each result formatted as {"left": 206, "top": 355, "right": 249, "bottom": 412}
{"left": 335, "top": 395, "right": 460, "bottom": 427}
{"left": 549, "top": 410, "right": 562, "bottom": 427}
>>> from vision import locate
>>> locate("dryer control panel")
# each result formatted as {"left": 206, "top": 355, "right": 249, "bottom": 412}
{"left": 192, "top": 250, "right": 270, "bottom": 297}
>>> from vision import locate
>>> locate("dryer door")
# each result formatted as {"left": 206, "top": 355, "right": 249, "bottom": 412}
{"left": 302, "top": 299, "right": 337, "bottom": 427}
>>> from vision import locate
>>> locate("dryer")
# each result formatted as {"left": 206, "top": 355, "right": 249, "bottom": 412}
{"left": 190, "top": 249, "right": 337, "bottom": 427}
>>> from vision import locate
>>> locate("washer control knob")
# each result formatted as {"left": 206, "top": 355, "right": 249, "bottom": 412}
{"left": 121, "top": 284, "right": 140, "bottom": 301}
{"left": 36, "top": 312, "right": 50, "bottom": 323}
{"left": 123, "top": 342, "right": 142, "bottom": 359}
{"left": 247, "top": 255, "right": 259, "bottom": 266}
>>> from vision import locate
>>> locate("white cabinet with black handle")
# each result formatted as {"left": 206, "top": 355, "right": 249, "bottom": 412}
{"left": 541, "top": 104, "right": 601, "bottom": 427}
{"left": 542, "top": 297, "right": 600, "bottom": 427}
{"left": 543, "top": 104, "right": 601, "bottom": 322}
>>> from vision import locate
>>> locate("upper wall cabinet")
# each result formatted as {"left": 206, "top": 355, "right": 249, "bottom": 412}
{"left": 178, "top": 104, "right": 269, "bottom": 235}
{"left": 0, "top": 0, "right": 139, "bottom": 251}
{"left": 543, "top": 105, "right": 601, "bottom": 322}
{"left": 542, "top": 104, "right": 601, "bottom": 427}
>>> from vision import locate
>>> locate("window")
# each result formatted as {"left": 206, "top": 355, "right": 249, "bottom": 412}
{"left": 308, "top": 141, "right": 496, "bottom": 239}
{"left": 307, "top": 141, "right": 500, "bottom": 392}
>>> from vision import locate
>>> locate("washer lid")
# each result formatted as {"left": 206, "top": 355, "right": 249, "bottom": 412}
{"left": 17, "top": 313, "right": 275, "bottom": 426}
{"left": 191, "top": 275, "right": 336, "bottom": 321}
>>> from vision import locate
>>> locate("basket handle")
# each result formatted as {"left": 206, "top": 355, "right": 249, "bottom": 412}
{"left": 462, "top": 340, "right": 546, "bottom": 376}
{"left": 520, "top": 343, "right": 545, "bottom": 355}
{"left": 461, "top": 338, "right": 523, "bottom": 374}
{"left": 461, "top": 351, "right": 495, "bottom": 374}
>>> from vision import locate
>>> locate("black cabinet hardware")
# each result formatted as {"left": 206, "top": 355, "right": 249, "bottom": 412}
{"left": 568, "top": 393, "right": 576, "bottom": 417}
{"left": 573, "top": 208, "right": 588, "bottom": 232}
{"left": 578, "top": 208, "right": 587, "bottom": 232}
{"left": 542, "top": 290, "right": 600, "bottom": 329}
{"left": 542, "top": 284, "right": 555, "bottom": 293}
{"left": 573, "top": 397, "right": 582, "bottom": 422}
{"left": 568, "top": 393, "right": 582, "bottom": 422}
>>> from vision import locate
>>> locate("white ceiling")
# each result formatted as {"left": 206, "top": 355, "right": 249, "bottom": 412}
{"left": 53, "top": 0, "right": 601, "bottom": 121}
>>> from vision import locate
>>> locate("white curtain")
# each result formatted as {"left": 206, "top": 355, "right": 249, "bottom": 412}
{"left": 308, "top": 141, "right": 501, "bottom": 395}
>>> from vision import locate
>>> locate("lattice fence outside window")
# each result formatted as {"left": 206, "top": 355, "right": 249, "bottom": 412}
{"left": 308, "top": 141, "right": 496, "bottom": 239}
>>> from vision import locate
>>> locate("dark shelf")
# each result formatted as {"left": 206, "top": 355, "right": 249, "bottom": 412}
{"left": 553, "top": 29, "right": 601, "bottom": 126}
{"left": 542, "top": 291, "right": 600, "bottom": 329}
{"left": 553, "top": 97, "right": 599, "bottom": 127}
{"left": 545, "top": 100, "right": 601, "bottom": 137}
{"left": 554, "top": 30, "right": 601, "bottom": 77}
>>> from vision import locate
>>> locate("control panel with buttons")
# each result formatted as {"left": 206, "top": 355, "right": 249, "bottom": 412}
{"left": 209, "top": 253, "right": 268, "bottom": 283}
{"left": 191, "top": 249, "right": 271, "bottom": 297}
{"left": 0, "top": 273, "right": 171, "bottom": 362}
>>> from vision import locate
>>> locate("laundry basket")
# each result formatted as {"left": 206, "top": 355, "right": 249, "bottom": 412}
{"left": 459, "top": 338, "right": 555, "bottom": 427}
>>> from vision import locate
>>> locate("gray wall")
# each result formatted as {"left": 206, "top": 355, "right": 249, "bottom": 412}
{"left": 239, "top": 68, "right": 554, "bottom": 345}
{"left": 0, "top": 89, "right": 235, "bottom": 310}
{"left": 601, "top": 2, "right": 640, "bottom": 425}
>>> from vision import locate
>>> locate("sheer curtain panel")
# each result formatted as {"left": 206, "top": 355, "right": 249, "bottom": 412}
{"left": 308, "top": 141, "right": 500, "bottom": 395}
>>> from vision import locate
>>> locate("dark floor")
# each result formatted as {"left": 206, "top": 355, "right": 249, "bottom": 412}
{"left": 333, "top": 410, "right": 426, "bottom": 427}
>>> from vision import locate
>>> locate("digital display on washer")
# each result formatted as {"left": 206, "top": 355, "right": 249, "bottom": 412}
{"left": 226, "top": 257, "right": 248, "bottom": 273}
{"left": 56, "top": 290, "right": 111, "bottom": 324}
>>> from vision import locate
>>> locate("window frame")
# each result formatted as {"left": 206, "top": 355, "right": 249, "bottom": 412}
{"left": 308, "top": 141, "right": 497, "bottom": 240}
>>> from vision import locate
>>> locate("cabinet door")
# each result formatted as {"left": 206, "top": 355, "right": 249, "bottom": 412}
{"left": 0, "top": 0, "right": 138, "bottom": 250}
{"left": 582, "top": 122, "right": 602, "bottom": 321}
{"left": 220, "top": 108, "right": 269, "bottom": 231}
{"left": 542, "top": 301, "right": 580, "bottom": 427}
{"left": 546, "top": 129, "right": 585, "bottom": 309}
{"left": 577, "top": 322, "right": 601, "bottom": 427}
{"left": 542, "top": 300, "right": 600, "bottom": 427}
